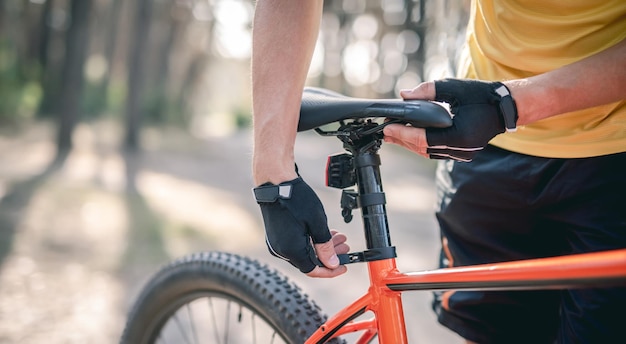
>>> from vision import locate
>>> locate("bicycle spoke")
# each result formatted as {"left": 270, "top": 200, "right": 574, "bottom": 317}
{"left": 270, "top": 331, "right": 277, "bottom": 344}
{"left": 208, "top": 297, "right": 222, "bottom": 344}
{"left": 224, "top": 300, "right": 231, "bottom": 343}
{"left": 185, "top": 303, "right": 199, "bottom": 344}
{"left": 172, "top": 313, "right": 194, "bottom": 344}
{"left": 122, "top": 253, "right": 321, "bottom": 344}
{"left": 150, "top": 295, "right": 293, "bottom": 344}
{"left": 251, "top": 313, "right": 257, "bottom": 344}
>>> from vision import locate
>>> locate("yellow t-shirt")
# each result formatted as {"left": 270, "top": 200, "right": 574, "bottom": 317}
{"left": 459, "top": 0, "right": 626, "bottom": 158}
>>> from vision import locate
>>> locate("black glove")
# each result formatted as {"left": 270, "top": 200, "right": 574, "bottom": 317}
{"left": 426, "top": 78, "right": 518, "bottom": 162}
{"left": 253, "top": 177, "right": 331, "bottom": 273}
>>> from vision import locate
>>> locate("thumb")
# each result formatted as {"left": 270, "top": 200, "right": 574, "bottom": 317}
{"left": 314, "top": 240, "right": 340, "bottom": 269}
{"left": 400, "top": 81, "right": 436, "bottom": 100}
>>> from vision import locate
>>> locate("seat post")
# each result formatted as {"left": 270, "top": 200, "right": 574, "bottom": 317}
{"left": 353, "top": 146, "right": 407, "bottom": 344}
{"left": 351, "top": 145, "right": 392, "bottom": 250}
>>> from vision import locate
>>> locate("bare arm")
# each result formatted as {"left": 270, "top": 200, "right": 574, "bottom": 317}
{"left": 509, "top": 38, "right": 626, "bottom": 125}
{"left": 251, "top": 0, "right": 323, "bottom": 185}
{"left": 251, "top": 0, "right": 348, "bottom": 278}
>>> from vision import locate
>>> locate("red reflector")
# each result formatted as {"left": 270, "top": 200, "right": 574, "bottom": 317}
{"left": 325, "top": 155, "right": 331, "bottom": 187}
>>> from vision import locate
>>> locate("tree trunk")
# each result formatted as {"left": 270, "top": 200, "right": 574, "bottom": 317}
{"left": 56, "top": 0, "right": 93, "bottom": 153}
{"left": 37, "top": 0, "right": 53, "bottom": 71}
{"left": 36, "top": 0, "right": 60, "bottom": 118}
{"left": 0, "top": 0, "right": 6, "bottom": 39}
{"left": 155, "top": 8, "right": 180, "bottom": 106}
{"left": 97, "top": 0, "right": 122, "bottom": 108}
{"left": 124, "top": 0, "right": 153, "bottom": 151}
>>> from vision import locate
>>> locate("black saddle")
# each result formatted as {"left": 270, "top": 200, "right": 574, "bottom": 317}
{"left": 298, "top": 87, "right": 452, "bottom": 132}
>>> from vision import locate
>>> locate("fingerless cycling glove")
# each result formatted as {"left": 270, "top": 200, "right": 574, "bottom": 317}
{"left": 426, "top": 78, "right": 518, "bottom": 162}
{"left": 254, "top": 177, "right": 332, "bottom": 273}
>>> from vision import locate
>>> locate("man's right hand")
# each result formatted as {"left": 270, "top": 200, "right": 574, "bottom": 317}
{"left": 254, "top": 177, "right": 348, "bottom": 278}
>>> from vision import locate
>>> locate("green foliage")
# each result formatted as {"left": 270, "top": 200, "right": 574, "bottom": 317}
{"left": 81, "top": 79, "right": 191, "bottom": 126}
{"left": 0, "top": 40, "right": 43, "bottom": 123}
{"left": 81, "top": 80, "right": 130, "bottom": 120}
{"left": 107, "top": 81, "right": 127, "bottom": 115}
{"left": 142, "top": 86, "right": 189, "bottom": 126}
{"left": 234, "top": 106, "right": 252, "bottom": 129}
{"left": 81, "top": 80, "right": 109, "bottom": 118}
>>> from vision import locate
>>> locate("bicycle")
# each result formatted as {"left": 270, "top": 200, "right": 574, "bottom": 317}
{"left": 120, "top": 87, "right": 626, "bottom": 344}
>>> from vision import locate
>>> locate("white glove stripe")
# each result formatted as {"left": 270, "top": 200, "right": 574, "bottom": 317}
{"left": 428, "top": 145, "right": 484, "bottom": 152}
{"left": 429, "top": 153, "right": 473, "bottom": 162}
{"left": 265, "top": 235, "right": 291, "bottom": 262}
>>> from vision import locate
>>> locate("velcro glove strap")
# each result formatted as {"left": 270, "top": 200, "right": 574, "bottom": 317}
{"left": 253, "top": 183, "right": 293, "bottom": 202}
{"left": 425, "top": 78, "right": 518, "bottom": 162}
{"left": 253, "top": 177, "right": 332, "bottom": 273}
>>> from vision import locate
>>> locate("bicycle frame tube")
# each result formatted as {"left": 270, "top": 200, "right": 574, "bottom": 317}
{"left": 307, "top": 140, "right": 411, "bottom": 344}
{"left": 306, "top": 249, "right": 626, "bottom": 344}
{"left": 307, "top": 129, "right": 626, "bottom": 343}
{"left": 386, "top": 248, "right": 626, "bottom": 292}
{"left": 351, "top": 143, "right": 407, "bottom": 342}
{"left": 305, "top": 258, "right": 407, "bottom": 344}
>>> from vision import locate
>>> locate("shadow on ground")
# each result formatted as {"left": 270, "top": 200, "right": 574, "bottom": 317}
{"left": 0, "top": 151, "right": 68, "bottom": 270}
{"left": 0, "top": 121, "right": 462, "bottom": 344}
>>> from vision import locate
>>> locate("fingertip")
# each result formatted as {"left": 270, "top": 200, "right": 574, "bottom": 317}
{"left": 305, "top": 267, "right": 319, "bottom": 278}
{"left": 327, "top": 265, "right": 348, "bottom": 277}
{"left": 328, "top": 254, "right": 340, "bottom": 268}
{"left": 399, "top": 88, "right": 413, "bottom": 97}
{"left": 401, "top": 82, "right": 436, "bottom": 100}
{"left": 306, "top": 265, "right": 347, "bottom": 278}
{"left": 335, "top": 265, "right": 348, "bottom": 276}
{"left": 383, "top": 124, "right": 396, "bottom": 136}
{"left": 315, "top": 240, "right": 339, "bottom": 268}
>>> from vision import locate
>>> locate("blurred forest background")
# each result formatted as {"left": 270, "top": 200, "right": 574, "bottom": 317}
{"left": 0, "top": 0, "right": 467, "bottom": 154}
{"left": 0, "top": 0, "right": 469, "bottom": 343}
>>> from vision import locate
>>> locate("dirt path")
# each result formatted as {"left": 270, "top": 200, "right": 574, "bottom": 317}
{"left": 0, "top": 121, "right": 461, "bottom": 343}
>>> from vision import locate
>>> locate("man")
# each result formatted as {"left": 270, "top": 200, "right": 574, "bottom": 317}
{"left": 251, "top": 0, "right": 626, "bottom": 342}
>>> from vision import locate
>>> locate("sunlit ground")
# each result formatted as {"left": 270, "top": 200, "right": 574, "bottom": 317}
{"left": 0, "top": 120, "right": 462, "bottom": 343}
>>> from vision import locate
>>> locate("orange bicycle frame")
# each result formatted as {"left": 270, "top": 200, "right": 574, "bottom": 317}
{"left": 307, "top": 125, "right": 626, "bottom": 343}
{"left": 306, "top": 249, "right": 626, "bottom": 344}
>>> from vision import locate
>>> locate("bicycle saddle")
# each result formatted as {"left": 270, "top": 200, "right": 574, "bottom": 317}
{"left": 298, "top": 87, "right": 452, "bottom": 132}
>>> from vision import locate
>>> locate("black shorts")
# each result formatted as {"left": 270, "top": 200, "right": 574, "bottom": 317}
{"left": 431, "top": 145, "right": 626, "bottom": 344}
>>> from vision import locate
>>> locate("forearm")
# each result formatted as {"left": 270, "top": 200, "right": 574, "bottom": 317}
{"left": 251, "top": 0, "right": 323, "bottom": 185}
{"left": 506, "top": 38, "right": 626, "bottom": 126}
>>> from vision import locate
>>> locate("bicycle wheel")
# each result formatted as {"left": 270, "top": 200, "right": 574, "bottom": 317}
{"left": 121, "top": 251, "right": 343, "bottom": 344}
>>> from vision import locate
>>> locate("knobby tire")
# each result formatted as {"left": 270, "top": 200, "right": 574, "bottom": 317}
{"left": 120, "top": 251, "right": 344, "bottom": 344}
